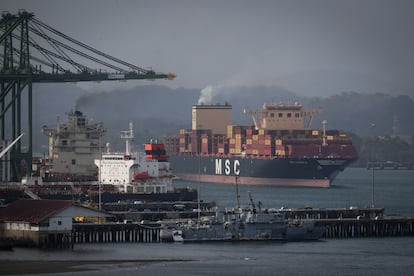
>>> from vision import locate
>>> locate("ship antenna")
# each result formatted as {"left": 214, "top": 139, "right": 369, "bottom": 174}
{"left": 197, "top": 155, "right": 201, "bottom": 228}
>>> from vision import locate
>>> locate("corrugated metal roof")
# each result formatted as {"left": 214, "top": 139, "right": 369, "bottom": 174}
{"left": 0, "top": 199, "right": 73, "bottom": 223}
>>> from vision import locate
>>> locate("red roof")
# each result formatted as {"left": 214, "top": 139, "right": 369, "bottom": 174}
{"left": 0, "top": 199, "right": 73, "bottom": 223}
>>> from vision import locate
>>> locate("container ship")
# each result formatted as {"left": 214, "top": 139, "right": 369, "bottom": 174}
{"left": 165, "top": 102, "right": 358, "bottom": 188}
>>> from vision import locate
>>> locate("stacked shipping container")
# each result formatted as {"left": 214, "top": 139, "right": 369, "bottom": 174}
{"left": 165, "top": 126, "right": 357, "bottom": 159}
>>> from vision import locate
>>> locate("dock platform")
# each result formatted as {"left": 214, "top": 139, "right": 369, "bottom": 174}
{"left": 70, "top": 207, "right": 414, "bottom": 244}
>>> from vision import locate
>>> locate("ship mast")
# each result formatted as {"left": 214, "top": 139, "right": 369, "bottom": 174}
{"left": 120, "top": 122, "right": 134, "bottom": 156}
{"left": 235, "top": 176, "right": 241, "bottom": 210}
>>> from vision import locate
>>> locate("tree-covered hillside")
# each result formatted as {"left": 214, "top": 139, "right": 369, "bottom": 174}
{"left": 31, "top": 84, "right": 414, "bottom": 166}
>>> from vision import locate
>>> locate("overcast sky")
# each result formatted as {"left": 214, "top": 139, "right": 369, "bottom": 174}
{"left": 3, "top": 0, "right": 414, "bottom": 99}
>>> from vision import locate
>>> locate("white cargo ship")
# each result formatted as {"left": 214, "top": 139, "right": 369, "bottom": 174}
{"left": 95, "top": 122, "right": 174, "bottom": 194}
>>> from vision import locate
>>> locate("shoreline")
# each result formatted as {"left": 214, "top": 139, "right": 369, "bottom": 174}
{"left": 0, "top": 259, "right": 191, "bottom": 274}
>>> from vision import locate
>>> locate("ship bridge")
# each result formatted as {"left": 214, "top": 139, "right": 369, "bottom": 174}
{"left": 244, "top": 102, "right": 322, "bottom": 130}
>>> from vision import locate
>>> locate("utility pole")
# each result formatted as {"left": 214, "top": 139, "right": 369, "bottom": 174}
{"left": 370, "top": 123, "right": 376, "bottom": 208}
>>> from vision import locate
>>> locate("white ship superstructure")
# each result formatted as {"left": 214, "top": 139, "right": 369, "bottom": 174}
{"left": 42, "top": 111, "right": 104, "bottom": 180}
{"left": 95, "top": 123, "right": 174, "bottom": 193}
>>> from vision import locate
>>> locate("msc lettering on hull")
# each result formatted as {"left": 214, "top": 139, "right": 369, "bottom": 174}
{"left": 215, "top": 159, "right": 240, "bottom": 175}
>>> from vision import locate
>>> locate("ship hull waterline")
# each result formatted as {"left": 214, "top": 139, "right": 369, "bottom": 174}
{"left": 175, "top": 173, "right": 330, "bottom": 188}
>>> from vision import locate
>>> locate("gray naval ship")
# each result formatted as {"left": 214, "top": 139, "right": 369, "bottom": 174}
{"left": 169, "top": 193, "right": 325, "bottom": 242}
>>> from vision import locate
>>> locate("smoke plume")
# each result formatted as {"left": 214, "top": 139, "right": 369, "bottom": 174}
{"left": 198, "top": 85, "right": 216, "bottom": 105}
{"left": 197, "top": 83, "right": 234, "bottom": 105}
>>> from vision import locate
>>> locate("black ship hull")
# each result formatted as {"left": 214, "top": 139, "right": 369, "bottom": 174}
{"left": 169, "top": 155, "right": 356, "bottom": 187}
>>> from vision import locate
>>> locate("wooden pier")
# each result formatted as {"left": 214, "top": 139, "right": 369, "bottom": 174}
{"left": 38, "top": 208, "right": 414, "bottom": 247}
{"left": 318, "top": 216, "right": 414, "bottom": 238}
{"left": 282, "top": 207, "right": 414, "bottom": 238}
{"left": 282, "top": 207, "right": 384, "bottom": 220}
{"left": 20, "top": 208, "right": 412, "bottom": 248}
{"left": 69, "top": 214, "right": 414, "bottom": 244}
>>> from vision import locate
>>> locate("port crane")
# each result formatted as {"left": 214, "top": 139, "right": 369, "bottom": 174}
{"left": 0, "top": 10, "right": 175, "bottom": 181}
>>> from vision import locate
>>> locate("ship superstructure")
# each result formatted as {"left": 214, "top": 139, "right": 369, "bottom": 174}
{"left": 20, "top": 113, "right": 197, "bottom": 203}
{"left": 165, "top": 102, "right": 358, "bottom": 187}
{"left": 41, "top": 111, "right": 104, "bottom": 181}
{"left": 95, "top": 123, "right": 174, "bottom": 193}
{"left": 244, "top": 102, "right": 321, "bottom": 130}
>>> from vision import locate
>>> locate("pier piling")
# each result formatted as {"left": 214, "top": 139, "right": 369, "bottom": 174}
{"left": 72, "top": 223, "right": 161, "bottom": 244}
{"left": 71, "top": 215, "right": 414, "bottom": 244}
{"left": 319, "top": 217, "right": 414, "bottom": 238}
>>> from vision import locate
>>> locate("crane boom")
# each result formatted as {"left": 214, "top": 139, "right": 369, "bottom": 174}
{"left": 0, "top": 11, "right": 175, "bottom": 181}
{"left": 0, "top": 133, "right": 24, "bottom": 159}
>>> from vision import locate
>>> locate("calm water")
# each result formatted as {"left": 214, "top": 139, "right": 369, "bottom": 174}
{"left": 177, "top": 168, "right": 414, "bottom": 216}
{"left": 1, "top": 168, "right": 414, "bottom": 275}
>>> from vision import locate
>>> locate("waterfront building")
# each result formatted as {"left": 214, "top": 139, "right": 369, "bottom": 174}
{"left": 0, "top": 199, "right": 110, "bottom": 247}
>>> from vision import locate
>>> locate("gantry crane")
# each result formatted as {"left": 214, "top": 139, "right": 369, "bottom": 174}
{"left": 0, "top": 10, "right": 175, "bottom": 181}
